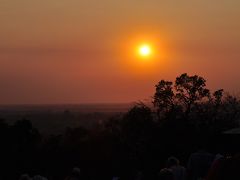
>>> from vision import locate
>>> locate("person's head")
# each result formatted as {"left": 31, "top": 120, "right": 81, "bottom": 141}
{"left": 19, "top": 174, "right": 31, "bottom": 180}
{"left": 112, "top": 177, "right": 120, "bottom": 180}
{"left": 72, "top": 167, "right": 81, "bottom": 177}
{"left": 32, "top": 175, "right": 47, "bottom": 180}
{"left": 166, "top": 156, "right": 179, "bottom": 168}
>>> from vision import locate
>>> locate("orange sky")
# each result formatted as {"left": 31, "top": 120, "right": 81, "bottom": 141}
{"left": 1, "top": 0, "right": 240, "bottom": 104}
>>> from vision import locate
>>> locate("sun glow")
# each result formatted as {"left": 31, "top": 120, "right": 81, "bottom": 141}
{"left": 138, "top": 44, "right": 152, "bottom": 57}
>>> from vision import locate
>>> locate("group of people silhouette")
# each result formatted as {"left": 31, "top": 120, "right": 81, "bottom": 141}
{"left": 18, "top": 149, "right": 240, "bottom": 180}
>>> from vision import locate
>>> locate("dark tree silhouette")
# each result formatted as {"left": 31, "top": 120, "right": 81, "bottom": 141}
{"left": 175, "top": 73, "right": 210, "bottom": 116}
{"left": 153, "top": 73, "right": 240, "bottom": 134}
{"left": 153, "top": 80, "right": 174, "bottom": 119}
{"left": 213, "top": 89, "right": 224, "bottom": 106}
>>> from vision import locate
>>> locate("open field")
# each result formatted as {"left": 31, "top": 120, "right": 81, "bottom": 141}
{"left": 0, "top": 103, "right": 133, "bottom": 135}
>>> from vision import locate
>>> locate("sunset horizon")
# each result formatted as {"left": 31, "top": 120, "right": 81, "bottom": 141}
{"left": 1, "top": 0, "right": 240, "bottom": 104}
{"left": 1, "top": 1, "right": 240, "bottom": 179}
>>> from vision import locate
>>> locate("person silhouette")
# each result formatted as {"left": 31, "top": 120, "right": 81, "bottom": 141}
{"left": 65, "top": 167, "right": 81, "bottom": 180}
{"left": 19, "top": 174, "right": 31, "bottom": 180}
{"left": 187, "top": 149, "right": 214, "bottom": 180}
{"left": 166, "top": 156, "right": 186, "bottom": 180}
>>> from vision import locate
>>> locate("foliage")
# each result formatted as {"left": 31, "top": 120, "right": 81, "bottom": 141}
{"left": 153, "top": 73, "right": 240, "bottom": 133}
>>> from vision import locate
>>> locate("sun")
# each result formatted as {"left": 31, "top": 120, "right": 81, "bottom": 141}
{"left": 138, "top": 44, "right": 152, "bottom": 57}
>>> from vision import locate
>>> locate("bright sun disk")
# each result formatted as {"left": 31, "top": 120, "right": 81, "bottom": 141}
{"left": 139, "top": 44, "right": 151, "bottom": 57}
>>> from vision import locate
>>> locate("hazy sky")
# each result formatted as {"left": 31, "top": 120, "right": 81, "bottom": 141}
{"left": 1, "top": 0, "right": 240, "bottom": 104}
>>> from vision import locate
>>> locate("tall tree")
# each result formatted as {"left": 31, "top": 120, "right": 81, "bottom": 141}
{"left": 153, "top": 80, "right": 174, "bottom": 119}
{"left": 175, "top": 73, "right": 210, "bottom": 116}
